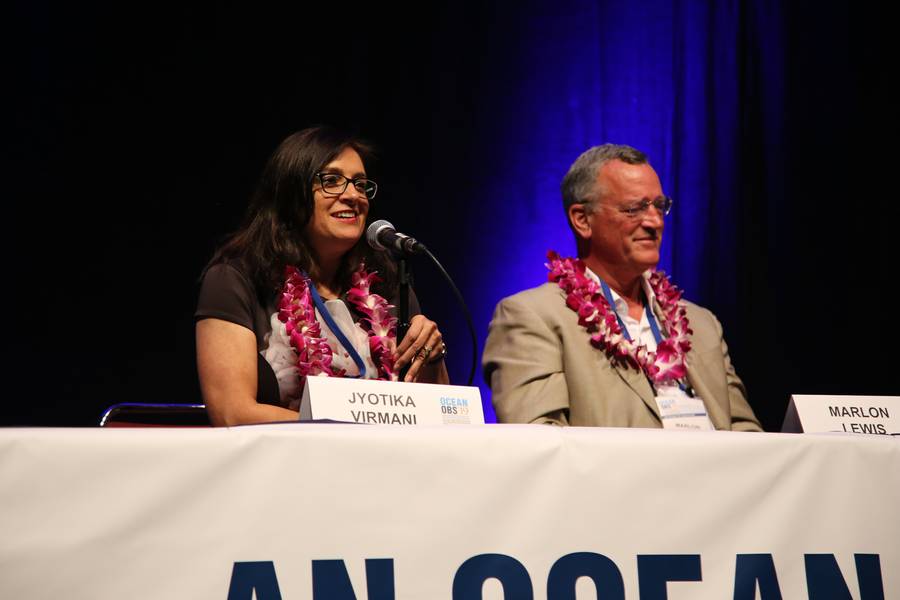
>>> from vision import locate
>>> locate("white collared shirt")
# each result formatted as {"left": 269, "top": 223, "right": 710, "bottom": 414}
{"left": 585, "top": 268, "right": 659, "bottom": 352}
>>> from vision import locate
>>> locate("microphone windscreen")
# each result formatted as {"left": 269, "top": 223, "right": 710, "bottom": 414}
{"left": 366, "top": 219, "right": 395, "bottom": 251}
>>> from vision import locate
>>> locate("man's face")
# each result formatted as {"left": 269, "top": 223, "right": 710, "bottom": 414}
{"left": 585, "top": 160, "right": 665, "bottom": 278}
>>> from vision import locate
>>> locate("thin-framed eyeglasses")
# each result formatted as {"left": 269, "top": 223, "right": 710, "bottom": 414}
{"left": 608, "top": 196, "right": 673, "bottom": 220}
{"left": 315, "top": 172, "right": 378, "bottom": 200}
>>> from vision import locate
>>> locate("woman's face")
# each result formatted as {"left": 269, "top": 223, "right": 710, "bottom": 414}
{"left": 306, "top": 147, "right": 370, "bottom": 261}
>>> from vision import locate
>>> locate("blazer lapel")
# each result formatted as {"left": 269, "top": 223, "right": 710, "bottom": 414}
{"left": 613, "top": 361, "right": 659, "bottom": 419}
{"left": 605, "top": 285, "right": 662, "bottom": 420}
{"left": 659, "top": 298, "right": 730, "bottom": 430}
{"left": 686, "top": 361, "right": 730, "bottom": 430}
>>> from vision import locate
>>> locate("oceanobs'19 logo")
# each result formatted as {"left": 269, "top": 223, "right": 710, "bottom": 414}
{"left": 440, "top": 396, "right": 470, "bottom": 424}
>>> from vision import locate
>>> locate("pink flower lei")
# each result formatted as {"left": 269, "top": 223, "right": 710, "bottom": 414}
{"left": 546, "top": 250, "right": 693, "bottom": 385}
{"left": 277, "top": 264, "right": 398, "bottom": 390}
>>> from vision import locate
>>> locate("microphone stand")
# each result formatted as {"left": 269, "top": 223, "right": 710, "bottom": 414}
{"left": 396, "top": 253, "right": 411, "bottom": 381}
{"left": 374, "top": 226, "right": 477, "bottom": 386}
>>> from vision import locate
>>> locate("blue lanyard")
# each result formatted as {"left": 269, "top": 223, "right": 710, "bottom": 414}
{"left": 306, "top": 277, "right": 367, "bottom": 379}
{"left": 598, "top": 279, "right": 664, "bottom": 344}
{"left": 598, "top": 277, "right": 693, "bottom": 395}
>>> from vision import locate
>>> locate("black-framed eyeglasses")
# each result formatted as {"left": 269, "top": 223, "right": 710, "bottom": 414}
{"left": 315, "top": 172, "right": 378, "bottom": 200}
{"left": 613, "top": 196, "right": 673, "bottom": 220}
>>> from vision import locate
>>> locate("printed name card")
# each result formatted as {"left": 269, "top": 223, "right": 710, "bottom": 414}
{"left": 782, "top": 394, "right": 900, "bottom": 436}
{"left": 300, "top": 377, "right": 485, "bottom": 425}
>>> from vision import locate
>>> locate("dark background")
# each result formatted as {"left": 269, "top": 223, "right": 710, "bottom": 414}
{"left": 7, "top": 1, "right": 897, "bottom": 430}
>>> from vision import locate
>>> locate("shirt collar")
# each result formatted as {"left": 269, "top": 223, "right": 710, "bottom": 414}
{"left": 584, "top": 268, "right": 658, "bottom": 319}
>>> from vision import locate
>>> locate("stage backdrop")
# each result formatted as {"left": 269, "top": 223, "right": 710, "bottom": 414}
{"left": 7, "top": 0, "right": 896, "bottom": 428}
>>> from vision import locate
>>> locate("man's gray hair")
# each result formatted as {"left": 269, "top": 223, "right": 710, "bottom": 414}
{"left": 561, "top": 143, "right": 648, "bottom": 210}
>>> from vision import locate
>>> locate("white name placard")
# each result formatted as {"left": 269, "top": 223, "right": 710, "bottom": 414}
{"left": 782, "top": 394, "right": 900, "bottom": 435}
{"left": 299, "top": 376, "right": 484, "bottom": 425}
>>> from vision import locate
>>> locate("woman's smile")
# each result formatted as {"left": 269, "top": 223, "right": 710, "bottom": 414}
{"left": 331, "top": 208, "right": 360, "bottom": 221}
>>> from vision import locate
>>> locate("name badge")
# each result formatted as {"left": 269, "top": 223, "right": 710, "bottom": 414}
{"left": 300, "top": 376, "right": 485, "bottom": 425}
{"left": 655, "top": 385, "right": 714, "bottom": 431}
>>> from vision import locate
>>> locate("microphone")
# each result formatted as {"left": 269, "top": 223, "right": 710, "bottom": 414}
{"left": 366, "top": 219, "right": 478, "bottom": 385}
{"left": 366, "top": 219, "right": 427, "bottom": 255}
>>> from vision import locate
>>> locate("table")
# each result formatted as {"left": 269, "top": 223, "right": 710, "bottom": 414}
{"left": 1, "top": 424, "right": 897, "bottom": 599}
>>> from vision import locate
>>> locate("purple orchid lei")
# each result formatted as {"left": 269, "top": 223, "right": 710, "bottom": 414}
{"left": 278, "top": 264, "right": 398, "bottom": 389}
{"left": 546, "top": 250, "right": 693, "bottom": 384}
{"left": 346, "top": 266, "right": 398, "bottom": 381}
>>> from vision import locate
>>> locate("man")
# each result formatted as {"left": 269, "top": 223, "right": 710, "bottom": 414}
{"left": 483, "top": 144, "right": 761, "bottom": 430}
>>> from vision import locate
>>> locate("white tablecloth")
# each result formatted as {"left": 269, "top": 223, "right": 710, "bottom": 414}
{"left": 1, "top": 424, "right": 897, "bottom": 599}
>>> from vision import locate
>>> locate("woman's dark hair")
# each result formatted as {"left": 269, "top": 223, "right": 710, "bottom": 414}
{"left": 210, "top": 126, "right": 397, "bottom": 298}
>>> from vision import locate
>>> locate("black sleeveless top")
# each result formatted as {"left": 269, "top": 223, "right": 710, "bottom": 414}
{"left": 195, "top": 260, "right": 419, "bottom": 406}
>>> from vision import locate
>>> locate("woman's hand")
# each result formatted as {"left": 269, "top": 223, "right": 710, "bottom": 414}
{"left": 394, "top": 314, "right": 449, "bottom": 383}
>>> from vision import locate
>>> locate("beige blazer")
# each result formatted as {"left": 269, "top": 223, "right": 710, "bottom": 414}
{"left": 483, "top": 282, "right": 762, "bottom": 431}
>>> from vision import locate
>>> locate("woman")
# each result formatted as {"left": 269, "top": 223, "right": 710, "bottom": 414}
{"left": 195, "top": 126, "right": 448, "bottom": 426}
